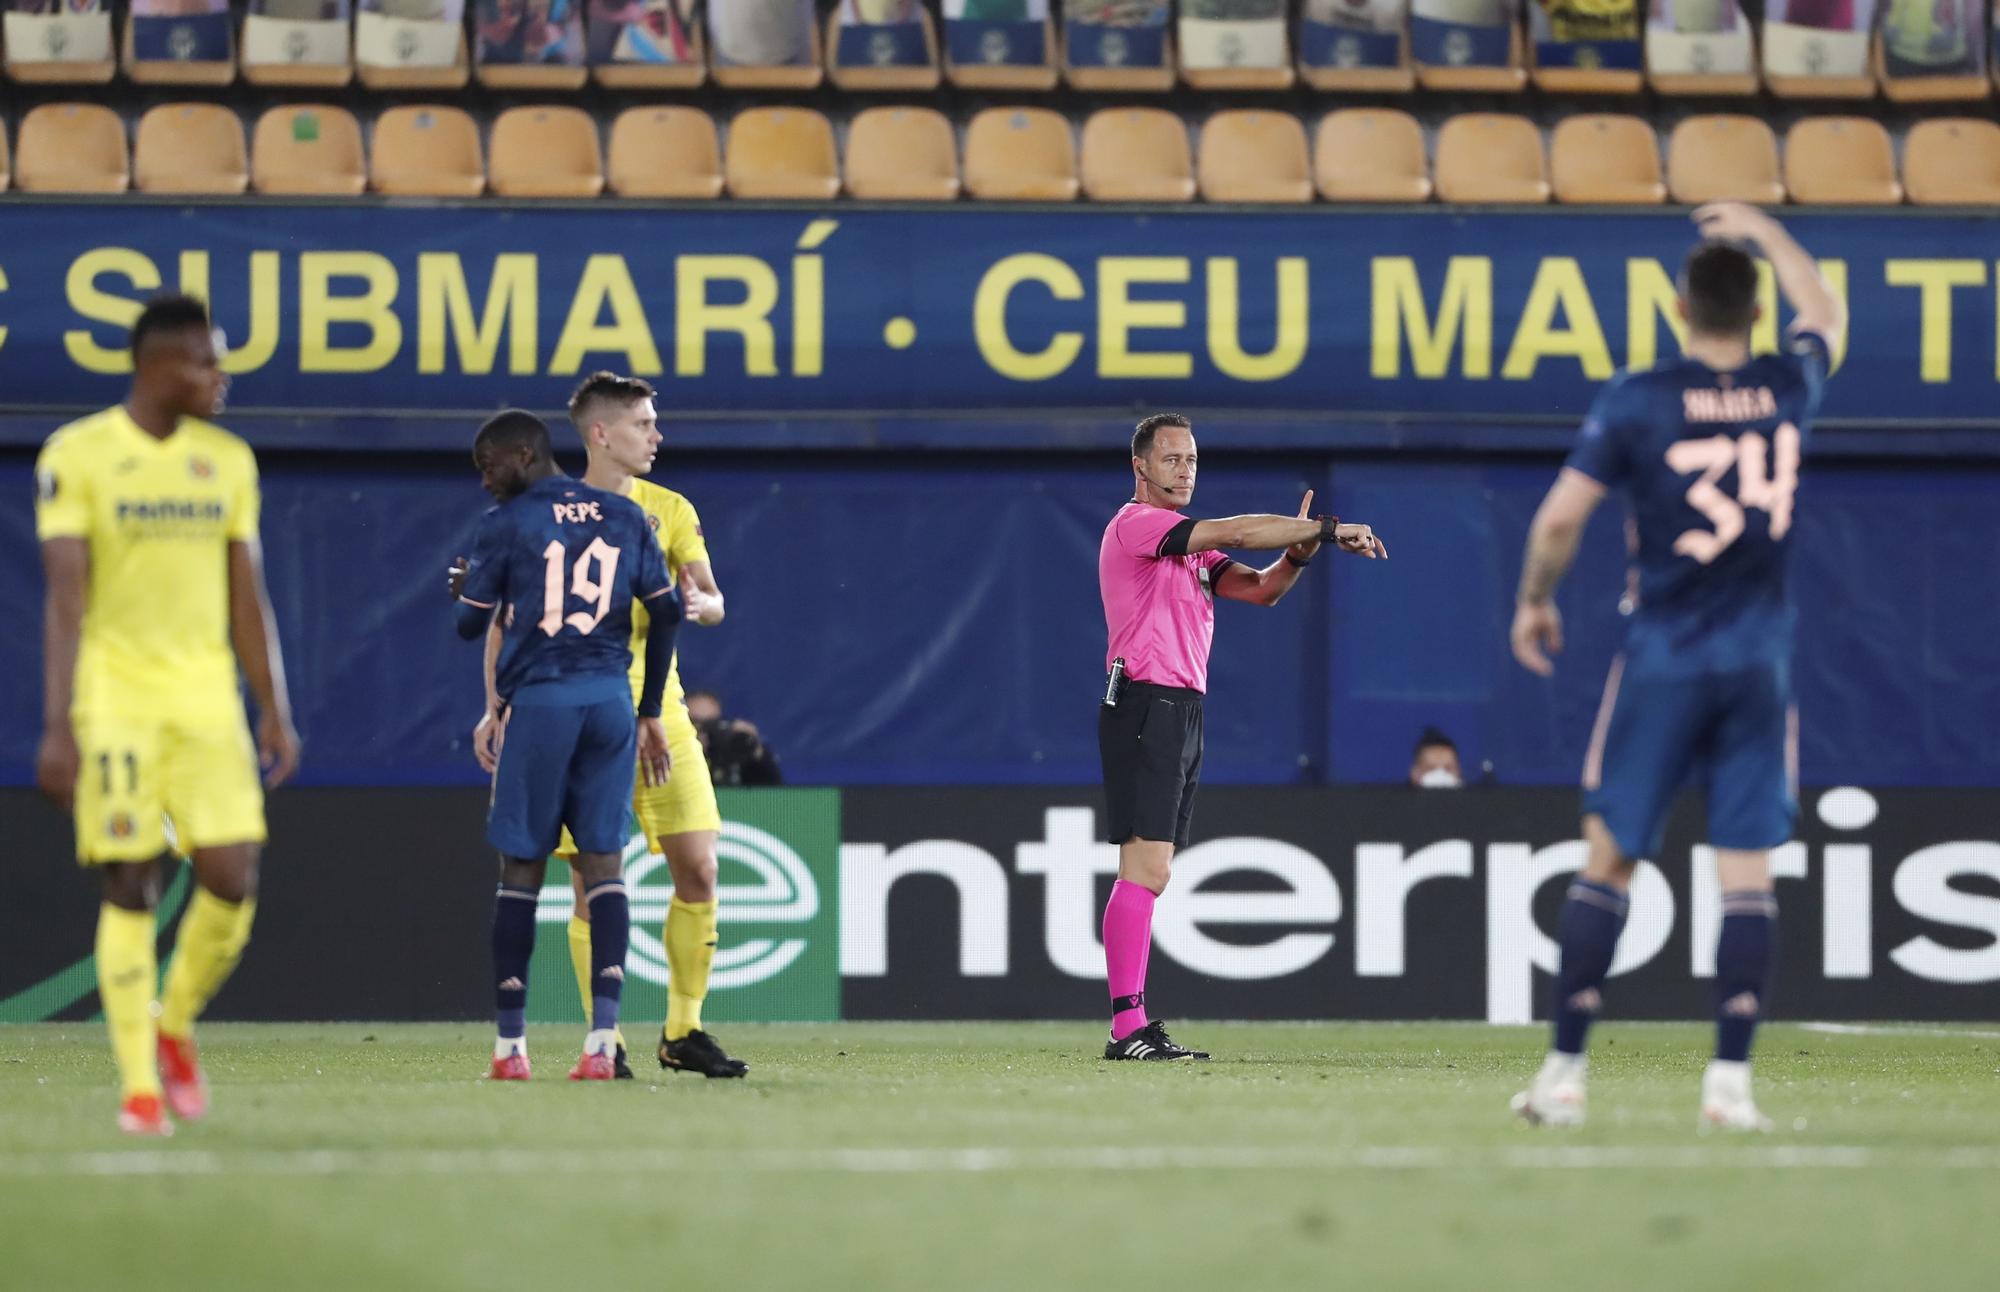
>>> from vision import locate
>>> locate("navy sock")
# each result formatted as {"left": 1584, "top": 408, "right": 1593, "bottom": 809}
{"left": 1715, "top": 891, "right": 1778, "bottom": 1063}
{"left": 585, "top": 879, "right": 629, "bottom": 1034}
{"left": 1551, "top": 879, "right": 1629, "bottom": 1056}
{"left": 493, "top": 883, "right": 539, "bottom": 1039}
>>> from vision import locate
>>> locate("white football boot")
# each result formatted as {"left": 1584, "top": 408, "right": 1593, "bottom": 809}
{"left": 1511, "top": 1052, "right": 1588, "bottom": 1128}
{"left": 1700, "top": 1060, "right": 1774, "bottom": 1133}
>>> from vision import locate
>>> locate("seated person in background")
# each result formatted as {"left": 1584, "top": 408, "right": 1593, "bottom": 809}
{"left": 686, "top": 689, "right": 785, "bottom": 786}
{"left": 1409, "top": 726, "right": 1463, "bottom": 788}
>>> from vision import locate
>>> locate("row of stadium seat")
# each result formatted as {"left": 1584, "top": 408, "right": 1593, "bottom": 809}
{"left": 6, "top": 100, "right": 1997, "bottom": 206}
{"left": 9, "top": 1, "right": 2000, "bottom": 102}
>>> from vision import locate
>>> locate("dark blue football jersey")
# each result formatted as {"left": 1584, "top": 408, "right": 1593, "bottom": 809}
{"left": 457, "top": 476, "right": 675, "bottom": 699}
{"left": 1566, "top": 331, "right": 1831, "bottom": 677}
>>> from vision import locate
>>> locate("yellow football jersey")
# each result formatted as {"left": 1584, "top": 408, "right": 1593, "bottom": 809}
{"left": 622, "top": 477, "right": 710, "bottom": 709}
{"left": 34, "top": 406, "right": 259, "bottom": 718}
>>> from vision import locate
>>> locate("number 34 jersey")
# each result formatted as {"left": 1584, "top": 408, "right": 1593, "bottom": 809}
{"left": 458, "top": 476, "right": 676, "bottom": 701}
{"left": 1566, "top": 330, "right": 1831, "bottom": 677}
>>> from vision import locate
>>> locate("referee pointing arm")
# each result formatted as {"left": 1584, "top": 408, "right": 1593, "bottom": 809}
{"left": 1096, "top": 414, "right": 1386, "bottom": 1062}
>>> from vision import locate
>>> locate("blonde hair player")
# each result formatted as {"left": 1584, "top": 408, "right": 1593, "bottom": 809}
{"left": 35, "top": 294, "right": 301, "bottom": 1135}
{"left": 473, "top": 372, "right": 746, "bottom": 1079}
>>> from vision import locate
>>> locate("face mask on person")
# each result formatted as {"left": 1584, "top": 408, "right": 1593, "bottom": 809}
{"left": 1417, "top": 767, "right": 1463, "bottom": 789}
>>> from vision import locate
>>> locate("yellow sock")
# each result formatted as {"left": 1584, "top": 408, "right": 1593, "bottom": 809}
{"left": 159, "top": 891, "right": 255, "bottom": 1038}
{"left": 568, "top": 913, "right": 625, "bottom": 1049}
{"left": 664, "top": 897, "right": 718, "bottom": 1041}
{"left": 95, "top": 904, "right": 161, "bottom": 1099}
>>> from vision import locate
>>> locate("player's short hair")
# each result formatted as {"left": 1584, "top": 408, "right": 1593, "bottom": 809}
{"left": 567, "top": 371, "right": 657, "bottom": 428}
{"left": 1413, "top": 725, "right": 1458, "bottom": 760}
{"left": 474, "top": 409, "right": 554, "bottom": 461}
{"left": 1132, "top": 414, "right": 1192, "bottom": 460}
{"left": 1680, "top": 241, "right": 1759, "bottom": 336}
{"left": 130, "top": 294, "right": 211, "bottom": 361}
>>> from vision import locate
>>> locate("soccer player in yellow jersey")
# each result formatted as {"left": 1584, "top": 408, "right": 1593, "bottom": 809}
{"left": 474, "top": 372, "right": 746, "bottom": 1078}
{"left": 33, "top": 295, "right": 300, "bottom": 1136}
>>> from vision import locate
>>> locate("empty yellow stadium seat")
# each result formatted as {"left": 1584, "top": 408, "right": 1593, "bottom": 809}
{"left": 1550, "top": 115, "right": 1663, "bottom": 205}
{"left": 1666, "top": 115, "right": 1784, "bottom": 204}
{"left": 1903, "top": 119, "right": 2000, "bottom": 206}
{"left": 134, "top": 102, "right": 247, "bottom": 196}
{"left": 725, "top": 107, "right": 839, "bottom": 201}
{"left": 1314, "top": 109, "right": 1430, "bottom": 203}
{"left": 963, "top": 107, "right": 1078, "bottom": 202}
{"left": 846, "top": 107, "right": 959, "bottom": 202}
{"left": 1081, "top": 108, "right": 1194, "bottom": 203}
{"left": 1435, "top": 114, "right": 1548, "bottom": 204}
{"left": 15, "top": 102, "right": 127, "bottom": 194}
{"left": 489, "top": 106, "right": 603, "bottom": 199}
{"left": 1784, "top": 118, "right": 1902, "bottom": 206}
{"left": 251, "top": 105, "right": 366, "bottom": 197}
{"left": 607, "top": 107, "right": 724, "bottom": 199}
{"left": 370, "top": 105, "right": 483, "bottom": 198}
{"left": 1198, "top": 110, "right": 1310, "bottom": 204}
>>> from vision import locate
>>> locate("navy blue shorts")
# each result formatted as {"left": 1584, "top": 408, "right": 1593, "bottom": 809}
{"left": 488, "top": 696, "right": 636, "bottom": 860}
{"left": 1581, "top": 658, "right": 1797, "bottom": 862}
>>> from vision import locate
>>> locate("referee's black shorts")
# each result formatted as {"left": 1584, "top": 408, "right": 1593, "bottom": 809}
{"left": 1098, "top": 681, "right": 1204, "bottom": 850}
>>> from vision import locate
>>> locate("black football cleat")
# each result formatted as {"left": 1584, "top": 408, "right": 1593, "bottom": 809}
{"left": 1103, "top": 1020, "right": 1210, "bottom": 1062}
{"left": 613, "top": 1042, "right": 634, "bottom": 1080}
{"left": 659, "top": 1029, "right": 749, "bottom": 1079}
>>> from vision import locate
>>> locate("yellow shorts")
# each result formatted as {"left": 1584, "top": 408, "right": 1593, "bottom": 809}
{"left": 557, "top": 707, "right": 720, "bottom": 856}
{"left": 72, "top": 707, "right": 266, "bottom": 865}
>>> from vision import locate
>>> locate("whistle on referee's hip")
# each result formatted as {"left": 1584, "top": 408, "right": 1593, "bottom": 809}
{"left": 1103, "top": 656, "right": 1128, "bottom": 708}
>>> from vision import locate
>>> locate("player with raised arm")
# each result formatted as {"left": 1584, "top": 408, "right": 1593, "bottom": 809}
{"left": 1508, "top": 204, "right": 1845, "bottom": 1131}
{"left": 35, "top": 294, "right": 300, "bottom": 1135}
{"left": 451, "top": 411, "right": 682, "bottom": 1081}
{"left": 473, "top": 373, "right": 747, "bottom": 1080}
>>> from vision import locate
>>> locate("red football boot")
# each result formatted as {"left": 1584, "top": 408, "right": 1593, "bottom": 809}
{"left": 156, "top": 1033, "right": 209, "bottom": 1122}
{"left": 568, "top": 1050, "right": 615, "bottom": 1081}
{"left": 117, "top": 1092, "right": 173, "bottom": 1137}
{"left": 489, "top": 1052, "right": 532, "bottom": 1081}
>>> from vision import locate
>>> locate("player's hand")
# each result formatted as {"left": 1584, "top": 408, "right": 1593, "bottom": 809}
{"left": 637, "top": 716, "right": 672, "bottom": 787}
{"left": 34, "top": 725, "right": 80, "bottom": 812}
{"left": 1692, "top": 202, "right": 1779, "bottom": 247}
{"left": 258, "top": 709, "right": 302, "bottom": 788}
{"left": 1512, "top": 600, "right": 1564, "bottom": 677}
{"left": 447, "top": 556, "right": 470, "bottom": 601}
{"left": 1287, "top": 489, "right": 1321, "bottom": 564}
{"left": 1334, "top": 523, "right": 1387, "bottom": 559}
{"left": 680, "top": 569, "right": 720, "bottom": 626}
{"left": 473, "top": 704, "right": 509, "bottom": 774}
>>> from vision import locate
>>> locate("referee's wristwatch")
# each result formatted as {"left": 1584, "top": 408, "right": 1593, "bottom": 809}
{"left": 1313, "top": 514, "right": 1342, "bottom": 546}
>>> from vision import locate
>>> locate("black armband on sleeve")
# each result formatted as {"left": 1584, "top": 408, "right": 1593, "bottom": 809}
{"left": 1157, "top": 518, "right": 1197, "bottom": 558}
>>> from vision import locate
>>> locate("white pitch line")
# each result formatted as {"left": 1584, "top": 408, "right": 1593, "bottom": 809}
{"left": 3, "top": 1144, "right": 1999, "bottom": 1179}
{"left": 1800, "top": 1023, "right": 2000, "bottom": 1040}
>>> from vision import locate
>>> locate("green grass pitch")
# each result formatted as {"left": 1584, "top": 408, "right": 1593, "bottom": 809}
{"left": 3, "top": 1021, "right": 1999, "bottom": 1291}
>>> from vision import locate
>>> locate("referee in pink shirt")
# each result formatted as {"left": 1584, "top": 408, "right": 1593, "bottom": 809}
{"left": 1098, "top": 414, "right": 1386, "bottom": 1061}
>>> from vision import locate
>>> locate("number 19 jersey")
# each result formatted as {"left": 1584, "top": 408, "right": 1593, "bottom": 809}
{"left": 1565, "top": 330, "right": 1830, "bottom": 677}
{"left": 458, "top": 476, "right": 675, "bottom": 702}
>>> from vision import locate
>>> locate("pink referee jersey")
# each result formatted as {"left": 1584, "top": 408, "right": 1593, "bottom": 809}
{"left": 1099, "top": 501, "right": 1233, "bottom": 693}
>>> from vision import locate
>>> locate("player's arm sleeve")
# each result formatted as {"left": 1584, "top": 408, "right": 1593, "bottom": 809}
{"left": 631, "top": 512, "right": 683, "bottom": 718}
{"left": 667, "top": 499, "right": 711, "bottom": 570}
{"left": 227, "top": 445, "right": 262, "bottom": 543}
{"left": 1562, "top": 381, "right": 1634, "bottom": 488}
{"left": 454, "top": 515, "right": 507, "bottom": 638}
{"left": 33, "top": 436, "right": 92, "bottom": 540}
{"left": 1785, "top": 328, "right": 1834, "bottom": 415}
{"left": 1114, "top": 507, "right": 1191, "bottom": 560}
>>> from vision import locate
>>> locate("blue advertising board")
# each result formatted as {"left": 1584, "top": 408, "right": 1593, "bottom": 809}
{"left": 1, "top": 205, "right": 1998, "bottom": 449}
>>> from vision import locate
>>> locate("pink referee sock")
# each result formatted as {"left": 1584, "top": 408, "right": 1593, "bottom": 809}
{"left": 1103, "top": 879, "right": 1156, "bottom": 1041}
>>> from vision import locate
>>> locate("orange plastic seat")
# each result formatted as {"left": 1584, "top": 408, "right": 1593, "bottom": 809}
{"left": 489, "top": 106, "right": 603, "bottom": 199}
{"left": 1550, "top": 115, "right": 1664, "bottom": 205}
{"left": 1435, "top": 114, "right": 1548, "bottom": 204}
{"left": 1080, "top": 108, "right": 1194, "bottom": 203}
{"left": 251, "top": 105, "right": 366, "bottom": 197}
{"left": 963, "top": 107, "right": 1077, "bottom": 202}
{"left": 1198, "top": 110, "right": 1310, "bottom": 204}
{"left": 845, "top": 106, "right": 959, "bottom": 201}
{"left": 725, "top": 106, "right": 839, "bottom": 200}
{"left": 1784, "top": 118, "right": 1901, "bottom": 205}
{"left": 1903, "top": 118, "right": 2000, "bottom": 206}
{"left": 370, "top": 104, "right": 484, "bottom": 198}
{"left": 1666, "top": 115, "right": 1784, "bottom": 205}
{"left": 1315, "top": 109, "right": 1430, "bottom": 203}
{"left": 134, "top": 102, "right": 247, "bottom": 195}
{"left": 14, "top": 102, "right": 127, "bottom": 194}
{"left": 607, "top": 107, "right": 723, "bottom": 199}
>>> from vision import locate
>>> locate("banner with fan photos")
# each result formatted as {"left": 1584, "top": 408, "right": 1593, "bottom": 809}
{"left": 1410, "top": 0, "right": 1519, "bottom": 68}
{"left": 1064, "top": 0, "right": 1170, "bottom": 68}
{"left": 1300, "top": 0, "right": 1406, "bottom": 70}
{"left": 1180, "top": 0, "right": 1289, "bottom": 69}
{"left": 945, "top": 0, "right": 1050, "bottom": 65}
{"left": 1528, "top": 0, "right": 1641, "bottom": 68}
{"left": 1763, "top": 0, "right": 1878, "bottom": 80}
{"left": 1645, "top": 0, "right": 1753, "bottom": 75}
{"left": 3, "top": 0, "right": 113, "bottom": 63}
{"left": 356, "top": 0, "right": 466, "bottom": 67}
{"left": 242, "top": 0, "right": 352, "bottom": 68}
{"left": 1879, "top": 0, "right": 1985, "bottom": 79}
